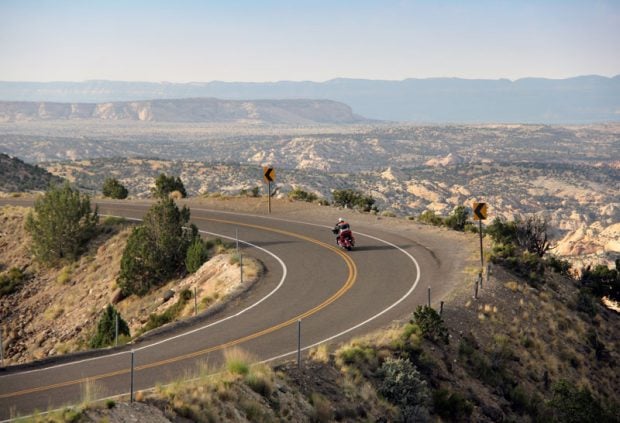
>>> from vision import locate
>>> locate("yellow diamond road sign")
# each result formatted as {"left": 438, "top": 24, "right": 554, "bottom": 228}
{"left": 263, "top": 166, "right": 275, "bottom": 183}
{"left": 473, "top": 202, "right": 487, "bottom": 221}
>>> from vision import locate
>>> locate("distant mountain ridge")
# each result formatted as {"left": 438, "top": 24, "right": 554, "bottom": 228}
{"left": 0, "top": 98, "right": 366, "bottom": 124}
{"left": 0, "top": 76, "right": 619, "bottom": 123}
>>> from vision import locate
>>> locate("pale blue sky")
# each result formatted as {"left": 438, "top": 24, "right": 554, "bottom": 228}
{"left": 1, "top": 0, "right": 618, "bottom": 82}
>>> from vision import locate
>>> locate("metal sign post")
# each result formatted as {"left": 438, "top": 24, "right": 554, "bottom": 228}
{"left": 473, "top": 202, "right": 488, "bottom": 270}
{"left": 263, "top": 166, "right": 275, "bottom": 214}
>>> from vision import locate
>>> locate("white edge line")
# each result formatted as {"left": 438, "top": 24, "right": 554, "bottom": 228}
{"left": 259, "top": 231, "right": 421, "bottom": 364}
{"left": 0, "top": 215, "right": 288, "bottom": 377}
{"left": 0, "top": 214, "right": 422, "bottom": 423}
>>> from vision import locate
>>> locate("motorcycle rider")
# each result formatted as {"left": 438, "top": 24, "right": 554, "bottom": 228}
{"left": 333, "top": 218, "right": 353, "bottom": 245}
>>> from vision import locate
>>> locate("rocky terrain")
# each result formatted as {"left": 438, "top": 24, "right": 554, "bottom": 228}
{"left": 1, "top": 122, "right": 618, "bottom": 269}
{"left": 0, "top": 98, "right": 367, "bottom": 124}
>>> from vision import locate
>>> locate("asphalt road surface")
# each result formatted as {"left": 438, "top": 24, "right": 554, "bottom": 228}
{"left": 0, "top": 199, "right": 466, "bottom": 420}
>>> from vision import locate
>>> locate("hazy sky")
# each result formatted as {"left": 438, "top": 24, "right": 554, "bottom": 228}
{"left": 1, "top": 0, "right": 618, "bottom": 82}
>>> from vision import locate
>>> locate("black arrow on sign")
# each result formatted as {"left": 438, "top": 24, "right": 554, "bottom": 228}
{"left": 264, "top": 167, "right": 275, "bottom": 182}
{"left": 474, "top": 202, "right": 487, "bottom": 220}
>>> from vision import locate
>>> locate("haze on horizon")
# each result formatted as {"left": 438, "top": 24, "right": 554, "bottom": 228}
{"left": 1, "top": 0, "right": 619, "bottom": 83}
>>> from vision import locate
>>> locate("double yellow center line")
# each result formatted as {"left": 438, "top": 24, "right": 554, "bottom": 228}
{"left": 1, "top": 215, "right": 357, "bottom": 399}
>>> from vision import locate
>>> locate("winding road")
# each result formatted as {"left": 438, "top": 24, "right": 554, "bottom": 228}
{"left": 0, "top": 199, "right": 467, "bottom": 420}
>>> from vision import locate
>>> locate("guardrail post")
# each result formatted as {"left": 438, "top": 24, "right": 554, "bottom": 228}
{"left": 130, "top": 351, "right": 135, "bottom": 402}
{"left": 194, "top": 286, "right": 198, "bottom": 316}
{"left": 297, "top": 319, "right": 302, "bottom": 369}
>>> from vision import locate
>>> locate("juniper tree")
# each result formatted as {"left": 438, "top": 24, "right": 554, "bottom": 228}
{"left": 25, "top": 183, "right": 98, "bottom": 266}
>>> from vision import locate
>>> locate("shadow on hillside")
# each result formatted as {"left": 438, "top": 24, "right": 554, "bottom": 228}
{"left": 352, "top": 244, "right": 412, "bottom": 252}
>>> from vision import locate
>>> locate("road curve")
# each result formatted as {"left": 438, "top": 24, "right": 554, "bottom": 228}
{"left": 0, "top": 199, "right": 456, "bottom": 420}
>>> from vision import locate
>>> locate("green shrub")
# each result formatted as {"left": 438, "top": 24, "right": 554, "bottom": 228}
{"left": 432, "top": 388, "right": 473, "bottom": 420}
{"left": 549, "top": 380, "right": 607, "bottom": 423}
{"left": 486, "top": 217, "right": 518, "bottom": 245}
{"left": 332, "top": 189, "right": 375, "bottom": 212}
{"left": 0, "top": 267, "right": 26, "bottom": 297}
{"left": 102, "top": 178, "right": 128, "bottom": 199}
{"left": 90, "top": 305, "right": 130, "bottom": 348}
{"left": 418, "top": 210, "right": 443, "bottom": 226}
{"left": 444, "top": 205, "right": 470, "bottom": 231}
{"left": 412, "top": 305, "right": 449, "bottom": 344}
{"left": 118, "top": 199, "right": 197, "bottom": 296}
{"left": 25, "top": 183, "right": 99, "bottom": 266}
{"left": 379, "top": 357, "right": 430, "bottom": 422}
{"left": 288, "top": 188, "right": 318, "bottom": 202}
{"left": 580, "top": 263, "right": 620, "bottom": 301}
{"left": 574, "top": 289, "right": 598, "bottom": 316}
{"left": 546, "top": 256, "right": 572, "bottom": 275}
{"left": 185, "top": 238, "right": 209, "bottom": 273}
{"left": 152, "top": 173, "right": 187, "bottom": 199}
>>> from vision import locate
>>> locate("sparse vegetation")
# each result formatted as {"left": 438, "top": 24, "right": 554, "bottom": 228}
{"left": 379, "top": 357, "right": 430, "bottom": 422}
{"left": 443, "top": 205, "right": 470, "bottom": 231}
{"left": 332, "top": 189, "right": 376, "bottom": 212}
{"left": 288, "top": 187, "right": 318, "bottom": 202}
{"left": 25, "top": 183, "right": 99, "bottom": 266}
{"left": 151, "top": 173, "right": 187, "bottom": 199}
{"left": 580, "top": 261, "right": 620, "bottom": 302}
{"left": 142, "top": 289, "right": 192, "bottom": 333}
{"left": 90, "top": 305, "right": 130, "bottom": 348}
{"left": 0, "top": 267, "right": 26, "bottom": 297}
{"left": 418, "top": 210, "right": 443, "bottom": 226}
{"left": 102, "top": 177, "right": 128, "bottom": 199}
{"left": 412, "top": 305, "right": 449, "bottom": 344}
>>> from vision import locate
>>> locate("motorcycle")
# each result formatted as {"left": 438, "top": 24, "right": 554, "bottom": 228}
{"left": 332, "top": 228, "right": 355, "bottom": 251}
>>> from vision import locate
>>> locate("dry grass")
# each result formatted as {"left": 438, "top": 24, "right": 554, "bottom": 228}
{"left": 308, "top": 343, "right": 330, "bottom": 363}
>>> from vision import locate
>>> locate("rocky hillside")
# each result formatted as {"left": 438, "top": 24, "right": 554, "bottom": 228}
{"left": 0, "top": 153, "right": 63, "bottom": 192}
{"left": 0, "top": 98, "right": 367, "bottom": 124}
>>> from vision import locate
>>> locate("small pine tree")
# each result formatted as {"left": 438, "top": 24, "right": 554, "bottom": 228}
{"left": 185, "top": 238, "right": 209, "bottom": 273}
{"left": 118, "top": 198, "right": 196, "bottom": 296}
{"left": 152, "top": 174, "right": 187, "bottom": 199}
{"left": 102, "top": 178, "right": 128, "bottom": 199}
{"left": 90, "top": 305, "right": 130, "bottom": 348}
{"left": 413, "top": 305, "right": 449, "bottom": 344}
{"left": 25, "top": 183, "right": 98, "bottom": 266}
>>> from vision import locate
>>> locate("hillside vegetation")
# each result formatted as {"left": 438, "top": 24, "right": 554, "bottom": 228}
{"left": 0, "top": 153, "right": 63, "bottom": 192}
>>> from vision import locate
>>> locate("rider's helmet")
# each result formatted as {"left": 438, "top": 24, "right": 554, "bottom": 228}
{"left": 338, "top": 217, "right": 344, "bottom": 222}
